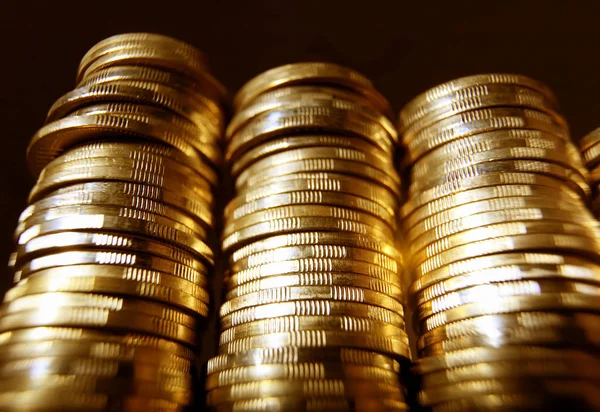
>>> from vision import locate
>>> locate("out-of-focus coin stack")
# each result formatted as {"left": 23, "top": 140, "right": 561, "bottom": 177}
{"left": 1, "top": 33, "right": 227, "bottom": 411}
{"left": 206, "top": 63, "right": 412, "bottom": 411}
{"left": 398, "top": 75, "right": 600, "bottom": 411}
{"left": 581, "top": 128, "right": 600, "bottom": 219}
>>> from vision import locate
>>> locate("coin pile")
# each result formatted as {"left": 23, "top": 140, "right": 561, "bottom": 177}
{"left": 398, "top": 74, "right": 600, "bottom": 410}
{"left": 1, "top": 33, "right": 227, "bottom": 411}
{"left": 581, "top": 128, "right": 600, "bottom": 218}
{"left": 206, "top": 63, "right": 412, "bottom": 411}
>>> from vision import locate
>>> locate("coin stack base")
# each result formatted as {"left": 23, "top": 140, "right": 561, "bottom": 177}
{"left": 399, "top": 74, "right": 600, "bottom": 411}
{"left": 2, "top": 33, "right": 227, "bottom": 411}
{"left": 207, "top": 62, "right": 413, "bottom": 411}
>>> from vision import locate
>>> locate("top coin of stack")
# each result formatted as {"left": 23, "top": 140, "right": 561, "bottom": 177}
{"left": 2, "top": 33, "right": 227, "bottom": 411}
{"left": 398, "top": 74, "right": 600, "bottom": 411}
{"left": 206, "top": 62, "right": 412, "bottom": 411}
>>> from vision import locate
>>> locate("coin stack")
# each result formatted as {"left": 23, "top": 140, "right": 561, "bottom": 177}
{"left": 1, "top": 33, "right": 227, "bottom": 411}
{"left": 581, "top": 128, "right": 600, "bottom": 218}
{"left": 398, "top": 75, "right": 600, "bottom": 411}
{"left": 206, "top": 63, "right": 412, "bottom": 411}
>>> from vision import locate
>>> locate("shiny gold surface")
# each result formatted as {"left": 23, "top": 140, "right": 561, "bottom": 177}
{"left": 2, "top": 32, "right": 226, "bottom": 410}
{"left": 400, "top": 74, "right": 600, "bottom": 410}
{"left": 207, "top": 62, "right": 411, "bottom": 410}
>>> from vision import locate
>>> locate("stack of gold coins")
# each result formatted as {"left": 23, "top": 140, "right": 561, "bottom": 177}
{"left": 399, "top": 75, "right": 600, "bottom": 411}
{"left": 206, "top": 63, "right": 411, "bottom": 411}
{"left": 1, "top": 33, "right": 227, "bottom": 411}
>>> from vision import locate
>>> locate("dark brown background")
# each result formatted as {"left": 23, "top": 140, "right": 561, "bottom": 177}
{"left": 2, "top": 0, "right": 599, "bottom": 302}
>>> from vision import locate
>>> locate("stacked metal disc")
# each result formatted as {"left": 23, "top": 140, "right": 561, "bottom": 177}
{"left": 206, "top": 63, "right": 411, "bottom": 411}
{"left": 581, "top": 128, "right": 600, "bottom": 219}
{"left": 1, "top": 33, "right": 227, "bottom": 411}
{"left": 398, "top": 75, "right": 600, "bottom": 411}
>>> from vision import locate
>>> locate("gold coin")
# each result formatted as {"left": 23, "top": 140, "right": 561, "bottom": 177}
{"left": 16, "top": 205, "right": 209, "bottom": 254}
{"left": 410, "top": 220, "right": 599, "bottom": 265}
{"left": 206, "top": 379, "right": 405, "bottom": 405}
{"left": 414, "top": 263, "right": 600, "bottom": 305}
{"left": 415, "top": 233, "right": 600, "bottom": 278}
{"left": 230, "top": 174, "right": 398, "bottom": 215}
{"left": 418, "top": 378, "right": 595, "bottom": 406}
{"left": 409, "top": 208, "right": 596, "bottom": 254}
{"left": 421, "top": 327, "right": 600, "bottom": 358}
{"left": 24, "top": 182, "right": 213, "bottom": 228}
{"left": 229, "top": 85, "right": 397, "bottom": 139}
{"left": 416, "top": 280, "right": 600, "bottom": 319}
{"left": 404, "top": 194, "right": 587, "bottom": 237}
{"left": 226, "top": 106, "right": 393, "bottom": 163}
{"left": 0, "top": 295, "right": 198, "bottom": 346}
{"left": 224, "top": 205, "right": 394, "bottom": 239}
{"left": 225, "top": 272, "right": 403, "bottom": 301}
{"left": 399, "top": 83, "right": 560, "bottom": 131}
{"left": 206, "top": 347, "right": 400, "bottom": 374}
{"left": 429, "top": 393, "right": 586, "bottom": 412}
{"left": 14, "top": 250, "right": 207, "bottom": 286}
{"left": 401, "top": 182, "right": 581, "bottom": 222}
{"left": 422, "top": 358, "right": 600, "bottom": 388}
{"left": 237, "top": 158, "right": 400, "bottom": 197}
{"left": 210, "top": 396, "right": 409, "bottom": 412}
{"left": 580, "top": 127, "right": 600, "bottom": 151}
{"left": 26, "top": 113, "right": 221, "bottom": 177}
{"left": 233, "top": 62, "right": 393, "bottom": 118}
{"left": 0, "top": 389, "right": 180, "bottom": 411}
{"left": 410, "top": 253, "right": 594, "bottom": 293}
{"left": 226, "top": 191, "right": 396, "bottom": 227}
{"left": 78, "top": 65, "right": 225, "bottom": 109}
{"left": 78, "top": 33, "right": 208, "bottom": 78}
{"left": 0, "top": 375, "right": 192, "bottom": 405}
{"left": 206, "top": 363, "right": 399, "bottom": 390}
{"left": 417, "top": 311, "right": 600, "bottom": 350}
{"left": 406, "top": 173, "right": 584, "bottom": 222}
{"left": 222, "top": 216, "right": 395, "bottom": 252}
{"left": 230, "top": 174, "right": 398, "bottom": 216}
{"left": 218, "top": 315, "right": 406, "bottom": 345}
{"left": 230, "top": 134, "right": 389, "bottom": 178}
{"left": 220, "top": 300, "right": 404, "bottom": 331}
{"left": 58, "top": 137, "right": 218, "bottom": 186}
{"left": 230, "top": 245, "right": 398, "bottom": 273}
{"left": 407, "top": 160, "right": 588, "bottom": 197}
{"left": 230, "top": 258, "right": 399, "bottom": 287}
{"left": 46, "top": 81, "right": 222, "bottom": 137}
{"left": 230, "top": 232, "right": 401, "bottom": 263}
{"left": 5, "top": 270, "right": 208, "bottom": 315}
{"left": 403, "top": 91, "right": 566, "bottom": 140}
{"left": 34, "top": 155, "right": 213, "bottom": 196}
{"left": 0, "top": 356, "right": 192, "bottom": 385}
{"left": 19, "top": 194, "right": 208, "bottom": 240}
{"left": 219, "top": 285, "right": 404, "bottom": 318}
{"left": 0, "top": 339, "right": 192, "bottom": 368}
{"left": 421, "top": 293, "right": 600, "bottom": 334}
{"left": 2, "top": 292, "right": 196, "bottom": 328}
{"left": 412, "top": 147, "right": 585, "bottom": 188}
{"left": 399, "top": 74, "right": 558, "bottom": 128}
{"left": 415, "top": 347, "right": 595, "bottom": 374}
{"left": 411, "top": 129, "right": 582, "bottom": 169}
{"left": 0, "top": 327, "right": 195, "bottom": 359}
{"left": 406, "top": 108, "right": 569, "bottom": 163}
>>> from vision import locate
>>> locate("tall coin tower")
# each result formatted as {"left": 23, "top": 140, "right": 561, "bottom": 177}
{"left": 207, "top": 63, "right": 412, "bottom": 411}
{"left": 2, "top": 33, "right": 227, "bottom": 411}
{"left": 399, "top": 75, "right": 600, "bottom": 411}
